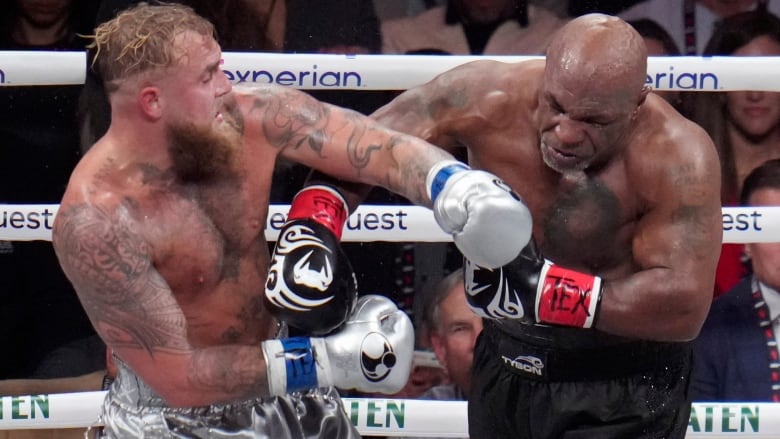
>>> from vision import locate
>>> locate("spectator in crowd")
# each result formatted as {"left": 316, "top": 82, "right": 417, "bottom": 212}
{"left": 373, "top": 0, "right": 431, "bottom": 21}
{"left": 420, "top": 268, "right": 482, "bottom": 401}
{"left": 627, "top": 18, "right": 694, "bottom": 118}
{"left": 381, "top": 0, "right": 568, "bottom": 55}
{"left": 620, "top": 0, "right": 780, "bottom": 54}
{"left": 0, "top": 0, "right": 101, "bottom": 379}
{"left": 627, "top": 18, "right": 680, "bottom": 57}
{"left": 692, "top": 158, "right": 780, "bottom": 402}
{"left": 397, "top": 268, "right": 481, "bottom": 439}
{"left": 690, "top": 9, "right": 780, "bottom": 298}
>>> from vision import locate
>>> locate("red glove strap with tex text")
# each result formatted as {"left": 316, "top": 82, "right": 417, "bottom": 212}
{"left": 288, "top": 185, "right": 349, "bottom": 240}
{"left": 536, "top": 261, "right": 603, "bottom": 328}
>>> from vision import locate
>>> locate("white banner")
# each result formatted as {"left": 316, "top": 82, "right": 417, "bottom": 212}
{"left": 1, "top": 204, "right": 779, "bottom": 244}
{"left": 0, "top": 392, "right": 777, "bottom": 438}
{"left": 1, "top": 51, "right": 779, "bottom": 91}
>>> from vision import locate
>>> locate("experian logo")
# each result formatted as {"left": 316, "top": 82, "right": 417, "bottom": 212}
{"left": 223, "top": 64, "right": 362, "bottom": 88}
{"left": 646, "top": 67, "right": 719, "bottom": 90}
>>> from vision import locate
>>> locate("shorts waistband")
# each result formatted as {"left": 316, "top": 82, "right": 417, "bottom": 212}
{"left": 484, "top": 321, "right": 692, "bottom": 382}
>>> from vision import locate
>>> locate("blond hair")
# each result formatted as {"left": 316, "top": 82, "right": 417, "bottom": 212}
{"left": 90, "top": 2, "right": 215, "bottom": 91}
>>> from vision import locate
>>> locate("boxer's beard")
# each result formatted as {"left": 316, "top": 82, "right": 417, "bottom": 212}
{"left": 167, "top": 121, "right": 238, "bottom": 183}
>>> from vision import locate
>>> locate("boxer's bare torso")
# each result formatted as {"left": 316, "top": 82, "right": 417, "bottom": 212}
{"left": 56, "top": 91, "right": 281, "bottom": 353}
{"left": 374, "top": 59, "right": 722, "bottom": 341}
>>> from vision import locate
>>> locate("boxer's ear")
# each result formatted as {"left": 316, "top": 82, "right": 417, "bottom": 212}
{"left": 631, "top": 86, "right": 651, "bottom": 121}
{"left": 637, "top": 85, "right": 650, "bottom": 106}
{"left": 139, "top": 86, "right": 161, "bottom": 120}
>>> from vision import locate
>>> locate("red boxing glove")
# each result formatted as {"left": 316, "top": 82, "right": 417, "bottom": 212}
{"left": 536, "top": 261, "right": 603, "bottom": 328}
{"left": 265, "top": 185, "right": 358, "bottom": 335}
{"left": 464, "top": 238, "right": 603, "bottom": 329}
{"left": 286, "top": 185, "right": 348, "bottom": 239}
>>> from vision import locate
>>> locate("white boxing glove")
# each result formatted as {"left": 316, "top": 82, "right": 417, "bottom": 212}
{"left": 427, "top": 160, "right": 533, "bottom": 269}
{"left": 262, "top": 294, "right": 414, "bottom": 396}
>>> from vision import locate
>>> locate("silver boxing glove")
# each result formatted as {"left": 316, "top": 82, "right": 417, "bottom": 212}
{"left": 427, "top": 160, "right": 533, "bottom": 269}
{"left": 262, "top": 294, "right": 414, "bottom": 396}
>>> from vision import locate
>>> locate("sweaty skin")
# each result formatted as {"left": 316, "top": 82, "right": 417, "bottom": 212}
{"left": 372, "top": 15, "right": 722, "bottom": 342}
{"left": 53, "top": 30, "right": 453, "bottom": 407}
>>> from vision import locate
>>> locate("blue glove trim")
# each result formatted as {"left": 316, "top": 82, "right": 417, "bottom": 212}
{"left": 430, "top": 163, "right": 469, "bottom": 201}
{"left": 281, "top": 337, "right": 318, "bottom": 392}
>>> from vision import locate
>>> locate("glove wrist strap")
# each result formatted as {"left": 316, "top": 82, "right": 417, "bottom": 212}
{"left": 426, "top": 160, "right": 470, "bottom": 201}
{"left": 536, "top": 261, "right": 603, "bottom": 328}
{"left": 288, "top": 185, "right": 349, "bottom": 239}
{"left": 263, "top": 337, "right": 330, "bottom": 395}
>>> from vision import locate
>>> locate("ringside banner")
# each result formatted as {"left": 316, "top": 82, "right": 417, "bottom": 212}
{"left": 0, "top": 51, "right": 779, "bottom": 91}
{"left": 0, "top": 392, "right": 779, "bottom": 438}
{"left": 1, "top": 204, "right": 779, "bottom": 244}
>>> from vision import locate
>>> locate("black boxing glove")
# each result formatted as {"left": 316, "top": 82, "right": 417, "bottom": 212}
{"left": 464, "top": 238, "right": 603, "bottom": 328}
{"left": 265, "top": 185, "right": 358, "bottom": 335}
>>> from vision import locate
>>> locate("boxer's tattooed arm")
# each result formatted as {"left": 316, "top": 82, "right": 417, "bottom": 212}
{"left": 246, "top": 87, "right": 404, "bottom": 166}
{"left": 247, "top": 87, "right": 331, "bottom": 155}
{"left": 245, "top": 87, "right": 439, "bottom": 205}
{"left": 667, "top": 163, "right": 720, "bottom": 251}
{"left": 53, "top": 203, "right": 189, "bottom": 355}
{"left": 188, "top": 345, "right": 268, "bottom": 398}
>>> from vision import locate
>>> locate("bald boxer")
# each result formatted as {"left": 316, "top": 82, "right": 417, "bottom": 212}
{"left": 365, "top": 13, "right": 721, "bottom": 439}
{"left": 50, "top": 3, "right": 531, "bottom": 438}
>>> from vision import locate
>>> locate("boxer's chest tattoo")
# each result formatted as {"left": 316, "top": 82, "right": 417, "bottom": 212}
{"left": 220, "top": 295, "right": 265, "bottom": 343}
{"left": 542, "top": 178, "right": 628, "bottom": 271}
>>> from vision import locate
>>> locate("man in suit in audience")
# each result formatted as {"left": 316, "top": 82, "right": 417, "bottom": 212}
{"left": 693, "top": 158, "right": 780, "bottom": 402}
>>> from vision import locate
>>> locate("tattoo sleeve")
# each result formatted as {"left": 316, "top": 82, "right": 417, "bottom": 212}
{"left": 54, "top": 203, "right": 189, "bottom": 355}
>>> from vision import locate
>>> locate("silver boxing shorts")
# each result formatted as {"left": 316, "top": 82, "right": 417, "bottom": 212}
{"left": 99, "top": 360, "right": 360, "bottom": 438}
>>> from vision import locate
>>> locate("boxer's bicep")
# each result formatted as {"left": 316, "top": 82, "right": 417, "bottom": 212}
{"left": 633, "top": 160, "right": 722, "bottom": 292}
{"left": 372, "top": 75, "right": 481, "bottom": 152}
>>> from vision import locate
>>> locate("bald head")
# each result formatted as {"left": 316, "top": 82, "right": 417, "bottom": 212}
{"left": 546, "top": 14, "right": 648, "bottom": 105}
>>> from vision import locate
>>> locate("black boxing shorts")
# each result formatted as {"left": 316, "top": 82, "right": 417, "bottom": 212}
{"left": 468, "top": 320, "right": 692, "bottom": 439}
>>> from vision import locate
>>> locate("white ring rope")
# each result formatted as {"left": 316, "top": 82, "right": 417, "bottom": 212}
{"left": 2, "top": 52, "right": 780, "bottom": 437}
{"left": 0, "top": 204, "right": 776, "bottom": 244}
{"left": 0, "top": 391, "right": 773, "bottom": 438}
{"left": 1, "top": 51, "right": 780, "bottom": 91}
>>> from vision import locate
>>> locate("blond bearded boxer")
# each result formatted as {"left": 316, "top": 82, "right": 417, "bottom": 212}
{"left": 51, "top": 3, "right": 531, "bottom": 437}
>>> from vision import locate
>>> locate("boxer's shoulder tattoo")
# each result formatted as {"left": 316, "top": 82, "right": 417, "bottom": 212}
{"left": 665, "top": 163, "right": 718, "bottom": 248}
{"left": 54, "top": 202, "right": 189, "bottom": 355}
{"left": 246, "top": 86, "right": 331, "bottom": 154}
{"left": 667, "top": 163, "right": 711, "bottom": 202}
